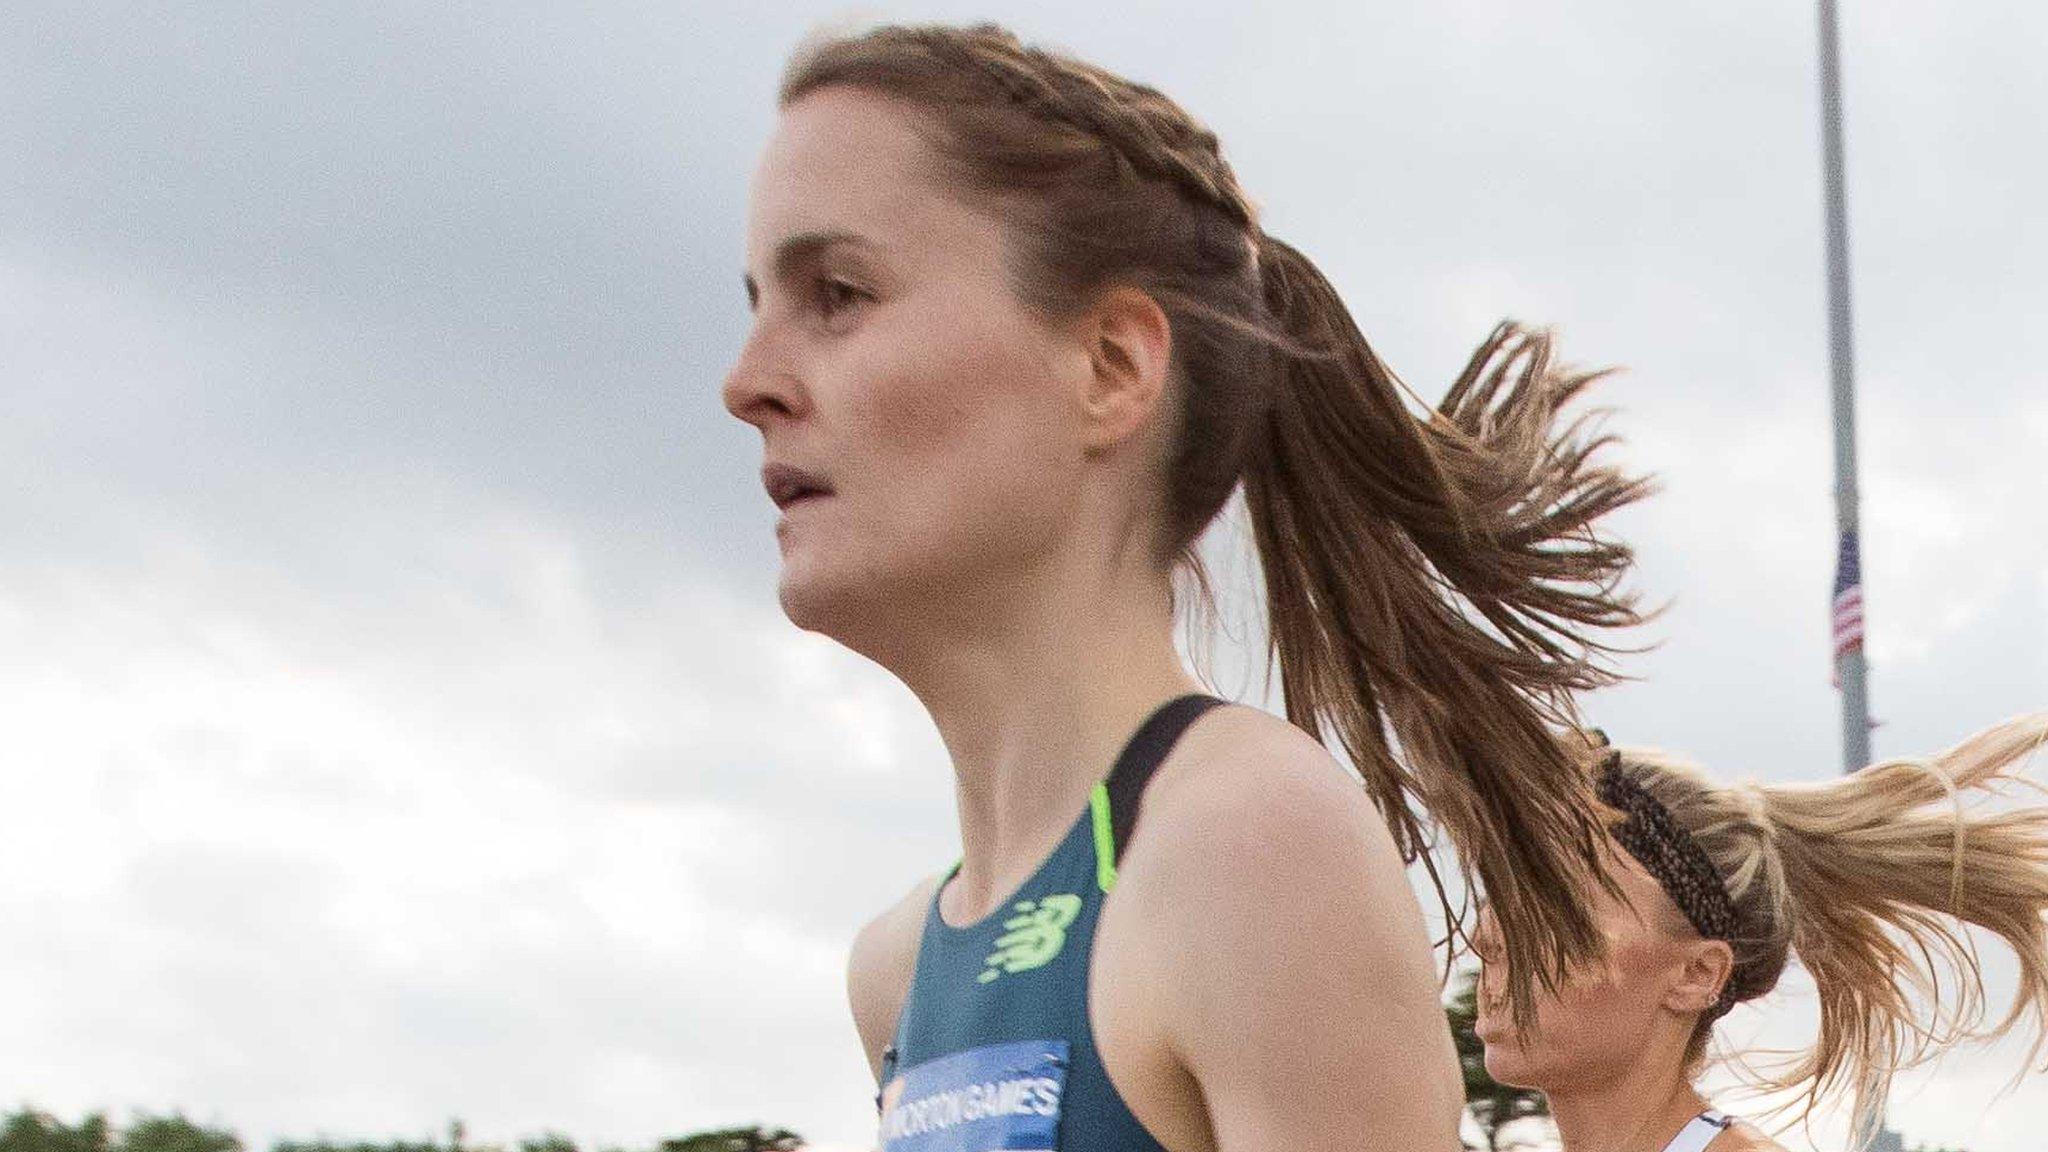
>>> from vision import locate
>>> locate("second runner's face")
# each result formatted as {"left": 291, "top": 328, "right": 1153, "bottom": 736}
{"left": 1472, "top": 851, "right": 1705, "bottom": 1093}
{"left": 723, "top": 87, "right": 1095, "bottom": 643}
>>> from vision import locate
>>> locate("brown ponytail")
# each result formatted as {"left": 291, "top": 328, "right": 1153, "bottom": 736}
{"left": 1609, "top": 714, "right": 2048, "bottom": 1139}
{"left": 782, "top": 23, "right": 1654, "bottom": 1022}
{"left": 1251, "top": 237, "right": 1652, "bottom": 1017}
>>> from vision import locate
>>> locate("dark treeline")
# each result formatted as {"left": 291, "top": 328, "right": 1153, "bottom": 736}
{"left": 0, "top": 1112, "right": 801, "bottom": 1152}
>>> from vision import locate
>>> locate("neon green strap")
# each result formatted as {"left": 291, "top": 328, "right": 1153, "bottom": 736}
{"left": 1090, "top": 782, "right": 1118, "bottom": 893}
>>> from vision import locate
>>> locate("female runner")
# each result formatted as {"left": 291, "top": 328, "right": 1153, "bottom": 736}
{"left": 726, "top": 22, "right": 1654, "bottom": 1150}
{"left": 1474, "top": 716, "right": 2048, "bottom": 1152}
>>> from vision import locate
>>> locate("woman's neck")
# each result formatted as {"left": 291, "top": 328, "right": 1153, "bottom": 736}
{"left": 891, "top": 542, "right": 1200, "bottom": 924}
{"left": 1548, "top": 1061, "right": 1710, "bottom": 1152}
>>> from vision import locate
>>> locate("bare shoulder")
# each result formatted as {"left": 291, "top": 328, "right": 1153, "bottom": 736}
{"left": 846, "top": 871, "right": 941, "bottom": 1083}
{"left": 1140, "top": 702, "right": 1395, "bottom": 873}
{"left": 1112, "top": 698, "right": 1426, "bottom": 1008}
{"left": 1095, "top": 702, "right": 1462, "bottom": 1146}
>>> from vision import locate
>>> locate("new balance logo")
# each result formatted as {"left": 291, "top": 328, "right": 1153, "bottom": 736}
{"left": 977, "top": 894, "right": 1082, "bottom": 984}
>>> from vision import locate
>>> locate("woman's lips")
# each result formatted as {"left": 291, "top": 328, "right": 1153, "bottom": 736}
{"left": 762, "top": 462, "right": 834, "bottom": 510}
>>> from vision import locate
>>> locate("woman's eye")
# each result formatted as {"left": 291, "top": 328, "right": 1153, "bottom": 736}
{"left": 814, "top": 277, "right": 869, "bottom": 318}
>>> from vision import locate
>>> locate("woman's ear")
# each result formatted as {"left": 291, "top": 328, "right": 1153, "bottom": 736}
{"left": 1665, "top": 938, "right": 1736, "bottom": 1017}
{"left": 1076, "top": 286, "right": 1172, "bottom": 454}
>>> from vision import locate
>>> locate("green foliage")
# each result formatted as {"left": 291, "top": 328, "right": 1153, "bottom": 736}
{"left": 1445, "top": 970, "right": 1550, "bottom": 1152}
{"left": 118, "top": 1117, "right": 239, "bottom": 1152}
{"left": 271, "top": 1139, "right": 441, "bottom": 1152}
{"left": 1, "top": 1109, "right": 112, "bottom": 1152}
{"left": 1, "top": 1112, "right": 799, "bottom": 1152}
{"left": 271, "top": 1116, "right": 470, "bottom": 1152}
{"left": 1, "top": 1110, "right": 237, "bottom": 1152}
{"left": 657, "top": 1130, "right": 802, "bottom": 1152}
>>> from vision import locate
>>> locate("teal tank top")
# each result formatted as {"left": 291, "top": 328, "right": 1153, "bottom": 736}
{"left": 878, "top": 694, "right": 1223, "bottom": 1152}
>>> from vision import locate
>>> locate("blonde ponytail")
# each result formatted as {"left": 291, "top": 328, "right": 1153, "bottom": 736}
{"left": 1759, "top": 715, "right": 2048, "bottom": 1131}
{"left": 1611, "top": 714, "right": 2048, "bottom": 1138}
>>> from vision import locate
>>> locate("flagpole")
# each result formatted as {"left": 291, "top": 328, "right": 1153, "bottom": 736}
{"left": 1817, "top": 5, "right": 1892, "bottom": 1151}
{"left": 1818, "top": 0, "right": 1870, "bottom": 776}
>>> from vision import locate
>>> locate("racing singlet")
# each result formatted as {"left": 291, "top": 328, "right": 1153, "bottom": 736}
{"left": 1662, "top": 1109, "right": 1735, "bottom": 1152}
{"left": 877, "top": 694, "right": 1224, "bottom": 1152}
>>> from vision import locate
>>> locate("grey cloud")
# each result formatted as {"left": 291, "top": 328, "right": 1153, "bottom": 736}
{"left": 6, "top": 3, "right": 790, "bottom": 565}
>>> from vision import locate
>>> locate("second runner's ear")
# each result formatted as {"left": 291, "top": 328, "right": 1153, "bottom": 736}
{"left": 1665, "top": 937, "right": 1737, "bottom": 1018}
{"left": 1076, "top": 285, "right": 1173, "bottom": 455}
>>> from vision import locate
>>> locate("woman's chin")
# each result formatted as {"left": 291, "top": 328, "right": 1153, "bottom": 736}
{"left": 776, "top": 562, "right": 898, "bottom": 645}
{"left": 776, "top": 566, "right": 846, "bottom": 634}
{"left": 1480, "top": 1039, "right": 1542, "bottom": 1091}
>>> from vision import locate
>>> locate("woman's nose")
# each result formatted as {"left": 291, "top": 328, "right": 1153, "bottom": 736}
{"left": 722, "top": 325, "right": 809, "bottom": 430}
{"left": 1472, "top": 909, "right": 1505, "bottom": 963}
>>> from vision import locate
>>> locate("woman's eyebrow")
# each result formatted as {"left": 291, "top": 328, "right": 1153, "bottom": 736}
{"left": 743, "top": 229, "right": 874, "bottom": 307}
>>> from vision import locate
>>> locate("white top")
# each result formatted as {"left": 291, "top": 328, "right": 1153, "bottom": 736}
{"left": 1662, "top": 1109, "right": 1734, "bottom": 1152}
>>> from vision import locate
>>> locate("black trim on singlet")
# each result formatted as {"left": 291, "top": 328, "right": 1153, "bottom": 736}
{"left": 1103, "top": 693, "right": 1226, "bottom": 867}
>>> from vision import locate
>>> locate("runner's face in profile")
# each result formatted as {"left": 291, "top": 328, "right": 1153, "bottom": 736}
{"left": 1472, "top": 850, "right": 1701, "bottom": 1093}
{"left": 723, "top": 87, "right": 1094, "bottom": 643}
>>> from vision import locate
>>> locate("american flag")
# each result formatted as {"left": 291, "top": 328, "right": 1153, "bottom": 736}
{"left": 1831, "top": 530, "right": 1865, "bottom": 686}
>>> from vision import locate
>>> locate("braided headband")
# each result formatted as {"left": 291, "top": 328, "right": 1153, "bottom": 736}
{"left": 1595, "top": 751, "right": 1743, "bottom": 1019}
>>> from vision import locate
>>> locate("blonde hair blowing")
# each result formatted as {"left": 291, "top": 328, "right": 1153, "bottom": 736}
{"left": 1612, "top": 713, "right": 2048, "bottom": 1138}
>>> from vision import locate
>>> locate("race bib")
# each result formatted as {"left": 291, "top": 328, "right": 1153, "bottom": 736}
{"left": 878, "top": 1039, "right": 1069, "bottom": 1152}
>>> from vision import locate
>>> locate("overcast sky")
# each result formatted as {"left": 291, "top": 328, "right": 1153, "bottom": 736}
{"left": 4, "top": 2, "right": 2044, "bottom": 1150}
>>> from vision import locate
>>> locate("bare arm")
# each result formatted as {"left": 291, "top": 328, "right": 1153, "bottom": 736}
{"left": 1119, "top": 720, "right": 1465, "bottom": 1151}
{"left": 845, "top": 873, "right": 939, "bottom": 1083}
